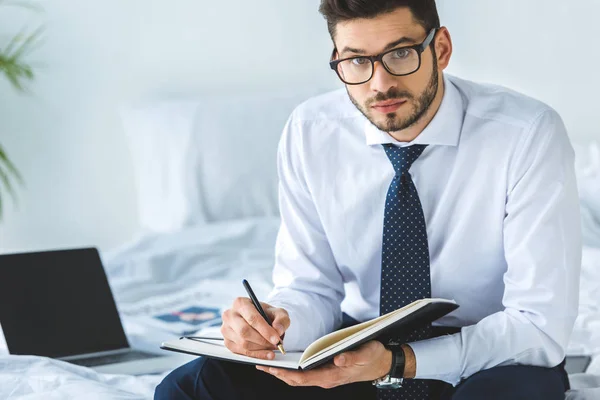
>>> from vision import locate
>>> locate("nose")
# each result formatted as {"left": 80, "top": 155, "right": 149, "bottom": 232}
{"left": 369, "top": 61, "right": 396, "bottom": 93}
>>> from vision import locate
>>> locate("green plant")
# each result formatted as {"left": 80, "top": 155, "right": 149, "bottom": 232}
{"left": 0, "top": 0, "right": 43, "bottom": 220}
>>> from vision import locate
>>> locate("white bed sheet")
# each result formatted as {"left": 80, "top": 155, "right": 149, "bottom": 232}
{"left": 1, "top": 217, "right": 599, "bottom": 399}
{"left": 0, "top": 356, "right": 165, "bottom": 400}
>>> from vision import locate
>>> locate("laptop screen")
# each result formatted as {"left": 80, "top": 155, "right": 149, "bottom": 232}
{"left": 0, "top": 248, "right": 129, "bottom": 358}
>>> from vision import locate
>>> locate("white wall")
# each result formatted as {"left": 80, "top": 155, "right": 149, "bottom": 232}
{"left": 439, "top": 0, "right": 600, "bottom": 141}
{"left": 0, "top": 0, "right": 333, "bottom": 253}
{"left": 0, "top": 0, "right": 597, "bottom": 253}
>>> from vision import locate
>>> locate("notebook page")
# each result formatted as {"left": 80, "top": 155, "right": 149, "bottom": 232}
{"left": 298, "top": 300, "right": 423, "bottom": 364}
{"left": 161, "top": 338, "right": 302, "bottom": 369}
{"left": 300, "top": 299, "right": 455, "bottom": 368}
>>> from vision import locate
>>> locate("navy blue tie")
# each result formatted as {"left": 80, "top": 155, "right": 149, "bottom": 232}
{"left": 378, "top": 144, "right": 432, "bottom": 400}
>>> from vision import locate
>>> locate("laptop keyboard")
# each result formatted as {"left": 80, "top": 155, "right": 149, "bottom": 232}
{"left": 67, "top": 350, "right": 161, "bottom": 367}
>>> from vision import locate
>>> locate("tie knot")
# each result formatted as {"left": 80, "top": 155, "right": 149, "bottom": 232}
{"left": 382, "top": 144, "right": 428, "bottom": 175}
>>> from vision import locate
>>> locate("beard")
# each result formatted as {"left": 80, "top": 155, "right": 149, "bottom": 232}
{"left": 348, "top": 53, "right": 439, "bottom": 133}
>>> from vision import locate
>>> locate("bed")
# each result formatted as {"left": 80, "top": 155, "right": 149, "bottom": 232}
{"left": 0, "top": 91, "right": 599, "bottom": 400}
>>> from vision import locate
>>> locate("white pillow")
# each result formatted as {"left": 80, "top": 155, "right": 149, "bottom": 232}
{"left": 121, "top": 90, "right": 320, "bottom": 232}
{"left": 121, "top": 101, "right": 204, "bottom": 233}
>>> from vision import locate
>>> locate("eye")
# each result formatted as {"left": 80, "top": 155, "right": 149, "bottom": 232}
{"left": 391, "top": 49, "right": 411, "bottom": 59}
{"left": 351, "top": 57, "right": 370, "bottom": 66}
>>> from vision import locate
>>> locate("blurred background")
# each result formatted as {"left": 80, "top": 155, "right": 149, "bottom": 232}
{"left": 0, "top": 0, "right": 598, "bottom": 252}
{"left": 1, "top": 2, "right": 600, "bottom": 397}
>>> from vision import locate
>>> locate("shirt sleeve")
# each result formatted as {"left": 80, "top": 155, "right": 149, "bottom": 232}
{"left": 266, "top": 114, "right": 345, "bottom": 351}
{"left": 408, "top": 109, "right": 583, "bottom": 385}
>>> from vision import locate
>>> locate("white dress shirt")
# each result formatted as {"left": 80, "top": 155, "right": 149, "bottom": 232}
{"left": 266, "top": 74, "right": 582, "bottom": 386}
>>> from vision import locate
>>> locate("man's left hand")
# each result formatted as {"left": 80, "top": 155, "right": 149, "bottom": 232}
{"left": 255, "top": 340, "right": 391, "bottom": 389}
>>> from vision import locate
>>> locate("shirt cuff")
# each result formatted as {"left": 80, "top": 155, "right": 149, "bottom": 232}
{"left": 408, "top": 333, "right": 462, "bottom": 386}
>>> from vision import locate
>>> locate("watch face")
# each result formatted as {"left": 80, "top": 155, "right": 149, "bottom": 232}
{"left": 376, "top": 382, "right": 403, "bottom": 389}
{"left": 374, "top": 376, "right": 404, "bottom": 390}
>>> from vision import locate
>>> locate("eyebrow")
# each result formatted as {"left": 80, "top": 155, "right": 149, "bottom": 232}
{"left": 340, "top": 36, "right": 418, "bottom": 56}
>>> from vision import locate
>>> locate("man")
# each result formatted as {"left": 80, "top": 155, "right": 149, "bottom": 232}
{"left": 155, "top": 0, "right": 581, "bottom": 399}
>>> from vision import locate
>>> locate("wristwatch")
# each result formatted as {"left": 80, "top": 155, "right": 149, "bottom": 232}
{"left": 372, "top": 345, "right": 405, "bottom": 389}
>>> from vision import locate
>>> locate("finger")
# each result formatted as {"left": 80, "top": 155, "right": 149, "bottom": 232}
{"left": 224, "top": 337, "right": 276, "bottom": 360}
{"left": 257, "top": 366, "right": 298, "bottom": 386}
{"left": 263, "top": 303, "right": 290, "bottom": 337}
{"left": 229, "top": 328, "right": 278, "bottom": 352}
{"left": 222, "top": 326, "right": 276, "bottom": 359}
{"left": 260, "top": 367, "right": 304, "bottom": 386}
{"left": 234, "top": 298, "right": 282, "bottom": 346}
{"left": 334, "top": 341, "right": 378, "bottom": 367}
{"left": 221, "top": 326, "right": 269, "bottom": 350}
{"left": 260, "top": 366, "right": 339, "bottom": 388}
{"left": 229, "top": 313, "right": 277, "bottom": 349}
{"left": 334, "top": 350, "right": 360, "bottom": 367}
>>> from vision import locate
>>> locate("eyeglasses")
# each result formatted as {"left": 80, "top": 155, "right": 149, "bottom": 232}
{"left": 329, "top": 28, "right": 438, "bottom": 85}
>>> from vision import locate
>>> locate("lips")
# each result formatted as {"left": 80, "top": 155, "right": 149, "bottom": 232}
{"left": 371, "top": 99, "right": 407, "bottom": 113}
{"left": 372, "top": 99, "right": 406, "bottom": 108}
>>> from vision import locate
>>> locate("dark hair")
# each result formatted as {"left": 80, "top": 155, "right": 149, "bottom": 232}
{"left": 319, "top": 0, "right": 440, "bottom": 40}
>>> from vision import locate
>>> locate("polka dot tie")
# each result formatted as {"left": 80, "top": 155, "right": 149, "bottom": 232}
{"left": 378, "top": 144, "right": 433, "bottom": 400}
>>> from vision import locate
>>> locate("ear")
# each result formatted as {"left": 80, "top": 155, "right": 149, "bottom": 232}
{"left": 330, "top": 47, "right": 339, "bottom": 61}
{"left": 434, "top": 27, "right": 453, "bottom": 71}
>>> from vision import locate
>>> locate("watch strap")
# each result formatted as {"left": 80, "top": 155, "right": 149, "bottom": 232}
{"left": 389, "top": 345, "right": 406, "bottom": 379}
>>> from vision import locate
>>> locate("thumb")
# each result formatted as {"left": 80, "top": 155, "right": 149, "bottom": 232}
{"left": 334, "top": 351, "right": 356, "bottom": 367}
{"left": 265, "top": 305, "right": 290, "bottom": 337}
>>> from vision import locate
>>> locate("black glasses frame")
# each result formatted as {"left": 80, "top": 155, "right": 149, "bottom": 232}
{"left": 329, "top": 28, "right": 438, "bottom": 85}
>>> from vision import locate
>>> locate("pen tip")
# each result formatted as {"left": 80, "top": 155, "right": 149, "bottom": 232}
{"left": 277, "top": 344, "right": 286, "bottom": 355}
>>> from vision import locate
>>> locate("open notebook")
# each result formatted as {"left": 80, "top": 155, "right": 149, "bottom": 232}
{"left": 160, "top": 298, "right": 458, "bottom": 371}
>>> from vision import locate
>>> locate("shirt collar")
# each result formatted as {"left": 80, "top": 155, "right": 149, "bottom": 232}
{"left": 364, "top": 74, "right": 464, "bottom": 147}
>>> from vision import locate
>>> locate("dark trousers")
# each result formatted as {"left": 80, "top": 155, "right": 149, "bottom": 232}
{"left": 155, "top": 313, "right": 570, "bottom": 400}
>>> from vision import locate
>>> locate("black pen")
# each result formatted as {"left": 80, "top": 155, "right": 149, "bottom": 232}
{"left": 242, "top": 279, "right": 286, "bottom": 355}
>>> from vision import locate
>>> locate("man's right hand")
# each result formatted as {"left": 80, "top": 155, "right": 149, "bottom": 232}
{"left": 221, "top": 297, "right": 290, "bottom": 360}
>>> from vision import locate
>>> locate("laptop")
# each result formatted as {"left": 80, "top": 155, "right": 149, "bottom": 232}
{"left": 0, "top": 247, "right": 195, "bottom": 375}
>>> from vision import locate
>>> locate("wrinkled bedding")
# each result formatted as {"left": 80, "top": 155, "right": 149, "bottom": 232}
{"left": 0, "top": 217, "right": 599, "bottom": 399}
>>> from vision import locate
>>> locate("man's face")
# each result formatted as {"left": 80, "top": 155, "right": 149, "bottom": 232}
{"left": 333, "top": 8, "right": 440, "bottom": 133}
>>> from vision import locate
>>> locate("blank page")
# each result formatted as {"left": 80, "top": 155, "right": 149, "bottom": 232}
{"left": 161, "top": 338, "right": 302, "bottom": 370}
